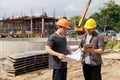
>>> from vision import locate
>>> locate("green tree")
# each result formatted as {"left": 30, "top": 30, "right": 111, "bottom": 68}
{"left": 90, "top": 0, "right": 120, "bottom": 32}
{"left": 69, "top": 15, "right": 86, "bottom": 28}
{"left": 69, "top": 15, "right": 80, "bottom": 28}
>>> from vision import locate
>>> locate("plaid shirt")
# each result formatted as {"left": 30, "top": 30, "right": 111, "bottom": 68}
{"left": 80, "top": 31, "right": 105, "bottom": 66}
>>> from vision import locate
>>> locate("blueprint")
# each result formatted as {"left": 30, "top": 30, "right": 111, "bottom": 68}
{"left": 62, "top": 48, "right": 82, "bottom": 62}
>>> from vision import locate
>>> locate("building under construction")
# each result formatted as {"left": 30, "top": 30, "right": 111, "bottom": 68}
{"left": 0, "top": 15, "right": 57, "bottom": 38}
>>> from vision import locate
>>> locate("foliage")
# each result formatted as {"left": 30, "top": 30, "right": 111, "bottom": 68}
{"left": 105, "top": 42, "right": 119, "bottom": 49}
{"left": 69, "top": 15, "right": 80, "bottom": 28}
{"left": 69, "top": 0, "right": 120, "bottom": 33}
{"left": 114, "top": 22, "right": 120, "bottom": 32}
{"left": 90, "top": 0, "right": 120, "bottom": 32}
{"left": 69, "top": 15, "right": 86, "bottom": 28}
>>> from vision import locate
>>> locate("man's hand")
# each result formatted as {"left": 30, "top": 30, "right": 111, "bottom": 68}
{"left": 57, "top": 53, "right": 66, "bottom": 60}
{"left": 82, "top": 47, "right": 89, "bottom": 52}
{"left": 87, "top": 47, "right": 94, "bottom": 53}
{"left": 82, "top": 47, "right": 94, "bottom": 53}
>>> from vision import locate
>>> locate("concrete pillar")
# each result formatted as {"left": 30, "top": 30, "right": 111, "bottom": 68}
{"left": 41, "top": 18, "right": 44, "bottom": 37}
{"left": 30, "top": 18, "right": 33, "bottom": 34}
{"left": 42, "top": 18, "right": 44, "bottom": 33}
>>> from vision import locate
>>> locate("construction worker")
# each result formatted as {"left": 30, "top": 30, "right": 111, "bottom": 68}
{"left": 79, "top": 18, "right": 104, "bottom": 80}
{"left": 45, "top": 18, "right": 71, "bottom": 80}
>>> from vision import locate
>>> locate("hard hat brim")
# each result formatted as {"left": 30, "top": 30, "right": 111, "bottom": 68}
{"left": 84, "top": 26, "right": 96, "bottom": 29}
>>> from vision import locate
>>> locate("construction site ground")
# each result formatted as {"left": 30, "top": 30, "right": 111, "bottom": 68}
{"left": 0, "top": 49, "right": 120, "bottom": 80}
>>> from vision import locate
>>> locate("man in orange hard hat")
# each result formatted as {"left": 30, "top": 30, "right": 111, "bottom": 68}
{"left": 79, "top": 18, "right": 104, "bottom": 80}
{"left": 45, "top": 18, "right": 71, "bottom": 80}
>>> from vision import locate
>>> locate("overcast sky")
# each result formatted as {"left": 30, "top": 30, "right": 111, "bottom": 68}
{"left": 0, "top": 0, "right": 120, "bottom": 19}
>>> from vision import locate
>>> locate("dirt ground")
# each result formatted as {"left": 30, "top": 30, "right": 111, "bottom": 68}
{"left": 0, "top": 49, "right": 120, "bottom": 80}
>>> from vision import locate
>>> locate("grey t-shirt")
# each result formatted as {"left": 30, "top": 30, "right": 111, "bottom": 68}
{"left": 46, "top": 33, "right": 68, "bottom": 69}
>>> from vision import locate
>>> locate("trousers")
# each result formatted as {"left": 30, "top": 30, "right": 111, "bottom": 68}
{"left": 83, "top": 64, "right": 102, "bottom": 80}
{"left": 53, "top": 68, "right": 67, "bottom": 80}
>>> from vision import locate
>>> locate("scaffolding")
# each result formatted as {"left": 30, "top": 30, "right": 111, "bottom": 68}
{"left": 0, "top": 15, "right": 57, "bottom": 38}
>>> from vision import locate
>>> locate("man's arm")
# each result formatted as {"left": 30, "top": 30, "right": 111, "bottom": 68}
{"left": 45, "top": 45, "right": 66, "bottom": 60}
{"left": 81, "top": 47, "right": 104, "bottom": 54}
{"left": 93, "top": 48, "right": 104, "bottom": 54}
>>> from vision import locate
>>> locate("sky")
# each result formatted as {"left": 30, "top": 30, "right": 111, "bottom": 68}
{"left": 0, "top": 0, "right": 120, "bottom": 19}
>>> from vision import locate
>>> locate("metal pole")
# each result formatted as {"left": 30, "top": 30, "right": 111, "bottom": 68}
{"left": 42, "top": 18, "right": 44, "bottom": 34}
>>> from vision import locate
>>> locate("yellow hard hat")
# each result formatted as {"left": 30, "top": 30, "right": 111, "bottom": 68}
{"left": 56, "top": 18, "right": 70, "bottom": 28}
{"left": 84, "top": 18, "right": 96, "bottom": 29}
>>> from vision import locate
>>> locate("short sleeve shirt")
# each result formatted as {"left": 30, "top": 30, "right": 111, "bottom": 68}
{"left": 46, "top": 33, "right": 68, "bottom": 69}
{"left": 80, "top": 31, "right": 105, "bottom": 66}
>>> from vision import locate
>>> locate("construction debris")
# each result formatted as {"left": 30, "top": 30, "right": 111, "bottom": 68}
{"left": 0, "top": 51, "right": 48, "bottom": 76}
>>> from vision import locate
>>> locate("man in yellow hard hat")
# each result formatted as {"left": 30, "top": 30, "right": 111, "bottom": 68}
{"left": 45, "top": 18, "right": 71, "bottom": 80}
{"left": 79, "top": 18, "right": 104, "bottom": 80}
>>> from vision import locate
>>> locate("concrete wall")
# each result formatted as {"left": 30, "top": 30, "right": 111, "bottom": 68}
{"left": 0, "top": 38, "right": 46, "bottom": 57}
{"left": 0, "top": 38, "right": 80, "bottom": 57}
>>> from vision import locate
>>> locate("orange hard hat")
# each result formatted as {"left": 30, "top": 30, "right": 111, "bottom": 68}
{"left": 56, "top": 18, "right": 70, "bottom": 28}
